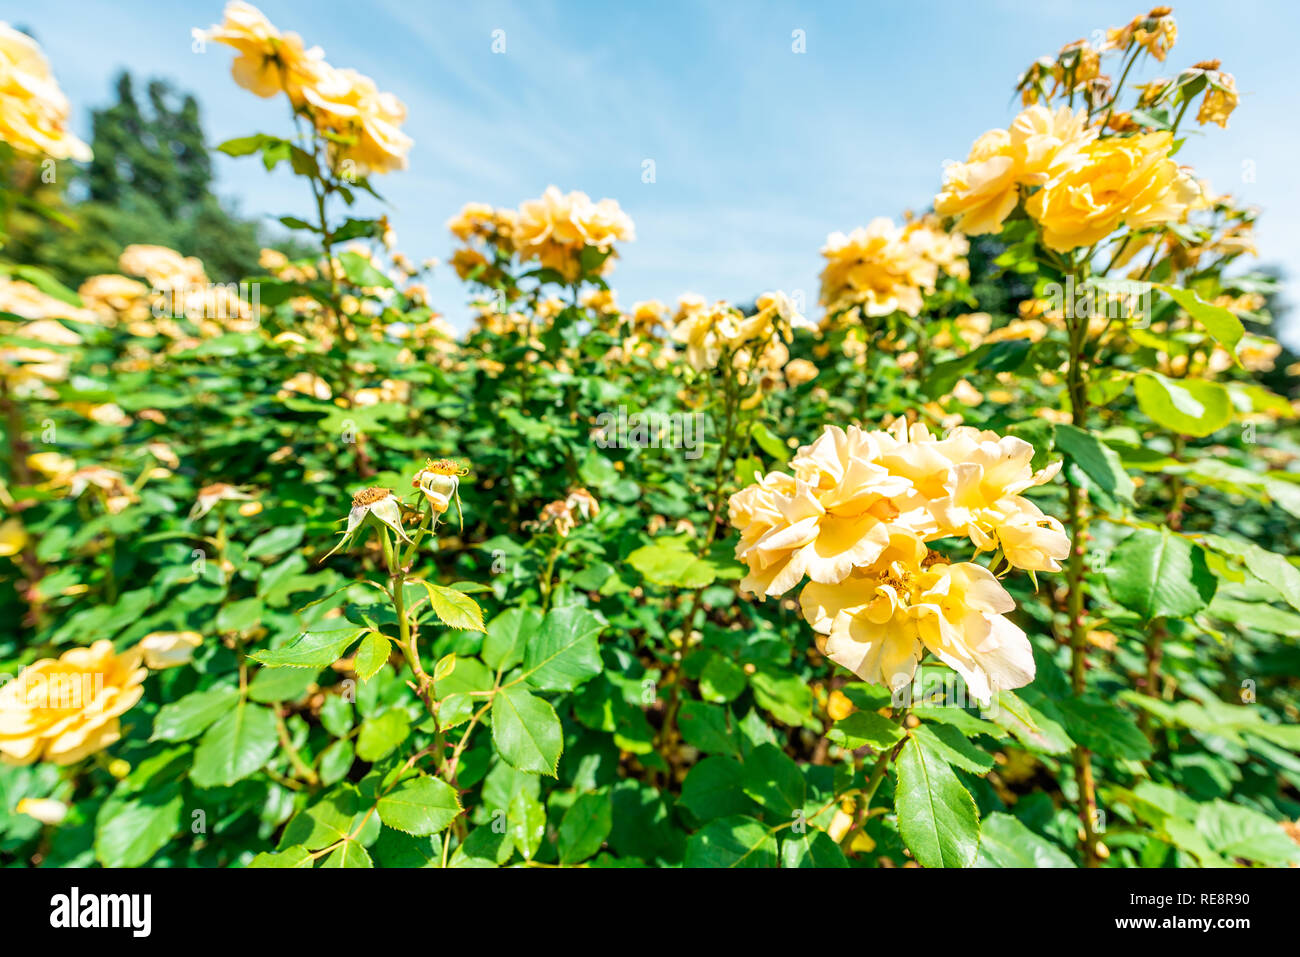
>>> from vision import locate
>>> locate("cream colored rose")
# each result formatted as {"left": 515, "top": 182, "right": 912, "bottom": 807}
{"left": 139, "top": 632, "right": 203, "bottom": 670}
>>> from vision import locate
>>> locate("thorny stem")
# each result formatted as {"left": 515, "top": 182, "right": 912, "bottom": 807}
{"left": 1063, "top": 256, "right": 1101, "bottom": 867}
{"left": 275, "top": 710, "right": 319, "bottom": 785}
{"left": 839, "top": 707, "right": 909, "bottom": 854}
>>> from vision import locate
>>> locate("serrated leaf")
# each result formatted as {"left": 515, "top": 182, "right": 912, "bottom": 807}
{"left": 377, "top": 774, "right": 462, "bottom": 836}
{"left": 1105, "top": 527, "right": 1216, "bottom": 620}
{"left": 250, "top": 628, "right": 365, "bottom": 668}
{"left": 151, "top": 685, "right": 239, "bottom": 742}
{"left": 1053, "top": 423, "right": 1134, "bottom": 505}
{"left": 190, "top": 700, "right": 280, "bottom": 788}
{"left": 975, "top": 813, "right": 1075, "bottom": 868}
{"left": 780, "top": 830, "right": 849, "bottom": 868}
{"left": 1134, "top": 371, "right": 1232, "bottom": 438}
{"left": 895, "top": 735, "right": 980, "bottom": 869}
{"left": 558, "top": 790, "right": 613, "bottom": 864}
{"left": 354, "top": 631, "right": 392, "bottom": 682}
{"left": 491, "top": 686, "right": 562, "bottom": 776}
{"left": 684, "top": 815, "right": 777, "bottom": 868}
{"left": 740, "top": 743, "right": 806, "bottom": 819}
{"left": 523, "top": 606, "right": 604, "bottom": 691}
{"left": 414, "top": 581, "right": 485, "bottom": 632}
{"left": 94, "top": 783, "right": 184, "bottom": 867}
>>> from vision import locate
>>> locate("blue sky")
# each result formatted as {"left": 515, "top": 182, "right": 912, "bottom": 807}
{"left": 18, "top": 1, "right": 1300, "bottom": 343}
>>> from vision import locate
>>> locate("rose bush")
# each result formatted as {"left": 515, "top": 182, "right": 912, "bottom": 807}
{"left": 1, "top": 4, "right": 1298, "bottom": 869}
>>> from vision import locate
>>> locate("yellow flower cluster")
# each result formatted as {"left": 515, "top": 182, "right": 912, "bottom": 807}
{"left": 514, "top": 186, "right": 636, "bottom": 283}
{"left": 0, "top": 23, "right": 91, "bottom": 161}
{"left": 0, "top": 641, "right": 147, "bottom": 765}
{"left": 671, "top": 291, "right": 811, "bottom": 373}
{"left": 200, "top": 2, "right": 411, "bottom": 175}
{"left": 729, "top": 420, "right": 1069, "bottom": 698}
{"left": 937, "top": 104, "right": 1198, "bottom": 251}
{"left": 819, "top": 216, "right": 967, "bottom": 323}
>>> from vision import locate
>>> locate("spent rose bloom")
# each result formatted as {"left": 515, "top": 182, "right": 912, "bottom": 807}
{"left": 412, "top": 459, "right": 466, "bottom": 520}
{"left": 0, "top": 641, "right": 147, "bottom": 765}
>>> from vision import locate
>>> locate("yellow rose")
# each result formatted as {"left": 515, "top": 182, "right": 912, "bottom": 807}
{"left": 820, "top": 218, "right": 937, "bottom": 319}
{"left": 199, "top": 1, "right": 324, "bottom": 106}
{"left": 301, "top": 65, "right": 412, "bottom": 176}
{"left": 784, "top": 358, "right": 819, "bottom": 387}
{"left": 0, "top": 23, "right": 92, "bottom": 161}
{"left": 934, "top": 129, "right": 1020, "bottom": 236}
{"left": 800, "top": 560, "right": 1034, "bottom": 701}
{"left": 0, "top": 641, "right": 147, "bottom": 765}
{"left": 1025, "top": 132, "right": 1199, "bottom": 251}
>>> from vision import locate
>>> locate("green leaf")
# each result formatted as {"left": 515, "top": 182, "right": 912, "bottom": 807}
{"left": 318, "top": 739, "right": 355, "bottom": 786}
{"left": 1105, "top": 527, "right": 1216, "bottom": 620}
{"left": 356, "top": 709, "right": 412, "bottom": 762}
{"left": 248, "top": 666, "right": 319, "bottom": 703}
{"left": 216, "top": 133, "right": 279, "bottom": 157}
{"left": 975, "top": 813, "right": 1075, "bottom": 867}
{"left": 354, "top": 631, "right": 392, "bottom": 682}
{"left": 94, "top": 783, "right": 184, "bottom": 867}
{"left": 679, "top": 756, "right": 755, "bottom": 821}
{"left": 190, "top": 700, "right": 280, "bottom": 788}
{"left": 750, "top": 422, "right": 791, "bottom": 463}
{"left": 377, "top": 774, "right": 462, "bottom": 836}
{"left": 338, "top": 250, "right": 393, "bottom": 288}
{"left": 320, "top": 840, "right": 374, "bottom": 868}
{"left": 1134, "top": 371, "right": 1232, "bottom": 438}
{"left": 678, "top": 701, "right": 740, "bottom": 758}
{"left": 1053, "top": 423, "right": 1134, "bottom": 505}
{"left": 627, "top": 541, "right": 719, "bottom": 589}
{"left": 910, "top": 723, "right": 994, "bottom": 773}
{"left": 1054, "top": 697, "right": 1152, "bottom": 761}
{"left": 1160, "top": 285, "right": 1245, "bottom": 357}
{"left": 245, "top": 524, "right": 305, "bottom": 560}
{"left": 151, "top": 685, "right": 239, "bottom": 742}
{"left": 415, "top": 581, "right": 485, "bottom": 632}
{"left": 1203, "top": 534, "right": 1300, "bottom": 615}
{"left": 740, "top": 743, "right": 807, "bottom": 819}
{"left": 249, "top": 846, "right": 314, "bottom": 868}
{"left": 250, "top": 627, "right": 364, "bottom": 668}
{"left": 482, "top": 607, "right": 541, "bottom": 671}
{"left": 1195, "top": 800, "right": 1300, "bottom": 866}
{"left": 508, "top": 791, "right": 547, "bottom": 860}
{"left": 780, "top": 830, "right": 850, "bottom": 868}
{"left": 684, "top": 815, "right": 778, "bottom": 868}
{"left": 523, "top": 606, "right": 604, "bottom": 691}
{"left": 698, "top": 655, "right": 747, "bottom": 703}
{"left": 558, "top": 790, "right": 613, "bottom": 864}
{"left": 491, "top": 686, "right": 563, "bottom": 776}
{"left": 749, "top": 668, "right": 815, "bottom": 728}
{"left": 827, "top": 710, "right": 905, "bottom": 752}
{"left": 895, "top": 735, "right": 980, "bottom": 869}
